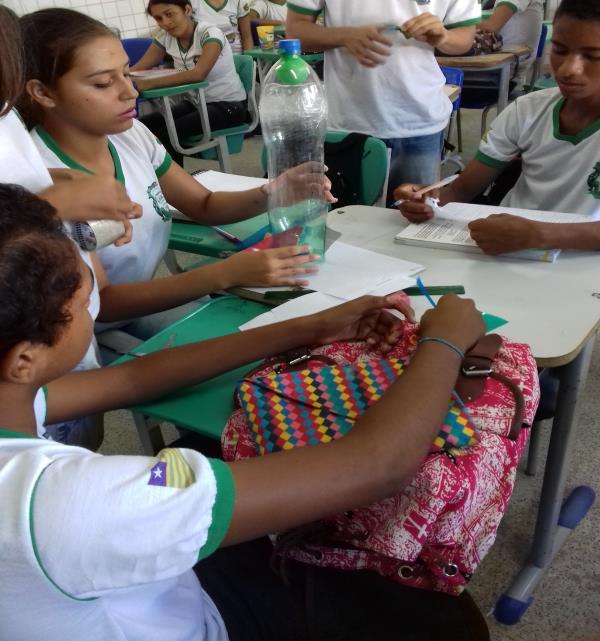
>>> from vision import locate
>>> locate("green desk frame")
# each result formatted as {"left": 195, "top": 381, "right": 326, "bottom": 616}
{"left": 114, "top": 296, "right": 269, "bottom": 454}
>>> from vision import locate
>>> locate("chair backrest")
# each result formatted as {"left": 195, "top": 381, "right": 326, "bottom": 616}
{"left": 233, "top": 54, "right": 259, "bottom": 132}
{"left": 438, "top": 65, "right": 464, "bottom": 111}
{"left": 527, "top": 23, "right": 549, "bottom": 91}
{"left": 122, "top": 37, "right": 153, "bottom": 66}
{"left": 260, "top": 131, "right": 389, "bottom": 207}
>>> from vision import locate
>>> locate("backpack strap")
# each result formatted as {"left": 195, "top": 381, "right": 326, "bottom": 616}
{"left": 455, "top": 334, "right": 525, "bottom": 440}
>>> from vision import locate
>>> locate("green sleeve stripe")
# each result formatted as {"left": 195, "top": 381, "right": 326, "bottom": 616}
{"left": 29, "top": 463, "right": 97, "bottom": 601}
{"left": 152, "top": 38, "right": 166, "bottom": 50}
{"left": 42, "top": 385, "right": 48, "bottom": 424}
{"left": 287, "top": 2, "right": 321, "bottom": 17}
{"left": 198, "top": 459, "right": 235, "bottom": 561}
{"left": 496, "top": 2, "right": 518, "bottom": 13}
{"left": 446, "top": 17, "right": 481, "bottom": 29}
{"left": 202, "top": 37, "right": 224, "bottom": 48}
{"left": 475, "top": 150, "right": 511, "bottom": 169}
{"left": 155, "top": 153, "right": 173, "bottom": 177}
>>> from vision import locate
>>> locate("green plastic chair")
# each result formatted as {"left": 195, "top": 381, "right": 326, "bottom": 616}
{"left": 260, "top": 131, "right": 390, "bottom": 207}
{"left": 138, "top": 54, "right": 258, "bottom": 173}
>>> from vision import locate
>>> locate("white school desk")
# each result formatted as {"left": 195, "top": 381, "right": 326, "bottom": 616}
{"left": 436, "top": 45, "right": 530, "bottom": 113}
{"left": 327, "top": 205, "right": 599, "bottom": 624}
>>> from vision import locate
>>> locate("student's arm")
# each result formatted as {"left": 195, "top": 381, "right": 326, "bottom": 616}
{"left": 479, "top": 5, "right": 516, "bottom": 33}
{"left": 239, "top": 14, "right": 255, "bottom": 52}
{"left": 402, "top": 13, "right": 476, "bottom": 55}
{"left": 286, "top": 9, "right": 392, "bottom": 67}
{"left": 468, "top": 217, "right": 600, "bottom": 254}
{"left": 129, "top": 42, "right": 166, "bottom": 72}
{"left": 134, "top": 42, "right": 222, "bottom": 92}
{"left": 159, "top": 160, "right": 335, "bottom": 225}
{"left": 44, "top": 294, "right": 416, "bottom": 423}
{"left": 39, "top": 170, "right": 140, "bottom": 244}
{"left": 92, "top": 243, "right": 320, "bottom": 323}
{"left": 224, "top": 294, "right": 484, "bottom": 543}
{"left": 395, "top": 160, "right": 502, "bottom": 223}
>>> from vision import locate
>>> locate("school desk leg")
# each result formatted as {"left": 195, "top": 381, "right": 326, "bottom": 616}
{"left": 133, "top": 411, "right": 166, "bottom": 456}
{"left": 494, "top": 336, "right": 597, "bottom": 625}
{"left": 497, "top": 64, "right": 511, "bottom": 113}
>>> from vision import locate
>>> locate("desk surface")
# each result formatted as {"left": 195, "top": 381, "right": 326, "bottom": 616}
{"left": 327, "top": 206, "right": 600, "bottom": 367}
{"left": 437, "top": 45, "right": 530, "bottom": 68}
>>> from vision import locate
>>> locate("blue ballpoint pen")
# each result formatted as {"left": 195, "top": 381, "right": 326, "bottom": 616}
{"left": 415, "top": 276, "right": 438, "bottom": 309}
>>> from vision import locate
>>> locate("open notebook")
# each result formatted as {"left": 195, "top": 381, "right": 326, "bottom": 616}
{"left": 394, "top": 202, "right": 595, "bottom": 263}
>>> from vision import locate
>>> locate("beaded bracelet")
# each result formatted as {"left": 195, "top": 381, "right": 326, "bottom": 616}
{"left": 417, "top": 336, "right": 465, "bottom": 361}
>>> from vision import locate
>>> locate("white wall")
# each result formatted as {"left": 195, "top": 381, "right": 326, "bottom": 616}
{"left": 4, "top": 0, "right": 156, "bottom": 39}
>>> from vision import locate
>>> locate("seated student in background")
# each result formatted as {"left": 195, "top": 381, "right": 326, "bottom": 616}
{"left": 0, "top": 183, "right": 486, "bottom": 641}
{"left": 249, "top": 0, "right": 287, "bottom": 25}
{"left": 395, "top": 0, "right": 600, "bottom": 256}
{"left": 21, "top": 8, "right": 331, "bottom": 358}
{"left": 479, "top": 0, "right": 544, "bottom": 94}
{"left": 132, "top": 0, "right": 249, "bottom": 165}
{"left": 192, "top": 0, "right": 253, "bottom": 53}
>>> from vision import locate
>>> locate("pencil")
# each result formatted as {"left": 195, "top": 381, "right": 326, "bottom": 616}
{"left": 212, "top": 226, "right": 242, "bottom": 245}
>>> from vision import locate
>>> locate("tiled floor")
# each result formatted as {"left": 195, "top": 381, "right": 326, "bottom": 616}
{"left": 100, "top": 107, "right": 600, "bottom": 641}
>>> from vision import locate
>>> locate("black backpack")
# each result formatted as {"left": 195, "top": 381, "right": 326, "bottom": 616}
{"left": 324, "top": 133, "right": 370, "bottom": 208}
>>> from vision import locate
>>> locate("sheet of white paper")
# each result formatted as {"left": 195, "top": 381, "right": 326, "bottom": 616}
{"left": 193, "top": 170, "right": 268, "bottom": 192}
{"left": 239, "top": 292, "right": 342, "bottom": 331}
{"left": 130, "top": 69, "right": 180, "bottom": 79}
{"left": 303, "top": 242, "right": 423, "bottom": 299}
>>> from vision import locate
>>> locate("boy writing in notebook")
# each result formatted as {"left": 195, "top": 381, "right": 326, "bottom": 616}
{"left": 395, "top": 0, "right": 600, "bottom": 255}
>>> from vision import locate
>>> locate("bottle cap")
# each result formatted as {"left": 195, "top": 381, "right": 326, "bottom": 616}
{"left": 279, "top": 39, "right": 301, "bottom": 55}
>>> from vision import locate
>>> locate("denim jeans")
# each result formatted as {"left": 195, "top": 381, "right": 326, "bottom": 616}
{"left": 382, "top": 130, "right": 445, "bottom": 200}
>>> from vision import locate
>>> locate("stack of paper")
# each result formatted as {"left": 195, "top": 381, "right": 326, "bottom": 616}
{"left": 394, "top": 202, "right": 595, "bottom": 263}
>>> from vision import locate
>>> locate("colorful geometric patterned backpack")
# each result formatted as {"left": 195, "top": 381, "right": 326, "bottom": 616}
{"left": 222, "top": 322, "right": 540, "bottom": 595}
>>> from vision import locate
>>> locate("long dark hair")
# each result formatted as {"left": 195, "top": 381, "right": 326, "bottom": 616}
{"left": 0, "top": 6, "right": 24, "bottom": 117}
{"left": 146, "top": 0, "right": 193, "bottom": 15}
{"left": 19, "top": 8, "right": 116, "bottom": 126}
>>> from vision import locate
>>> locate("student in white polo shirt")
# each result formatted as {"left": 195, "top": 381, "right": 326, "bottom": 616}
{"left": 132, "top": 0, "right": 249, "bottom": 164}
{"left": 479, "top": 0, "right": 544, "bottom": 93}
{"left": 249, "top": 0, "right": 287, "bottom": 24}
{"left": 0, "top": 182, "right": 487, "bottom": 641}
{"left": 287, "top": 0, "right": 480, "bottom": 194}
{"left": 395, "top": 0, "right": 600, "bottom": 256}
{"left": 22, "top": 8, "right": 331, "bottom": 359}
{"left": 192, "top": 0, "right": 254, "bottom": 53}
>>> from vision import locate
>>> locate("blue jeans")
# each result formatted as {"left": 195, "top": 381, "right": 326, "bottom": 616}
{"left": 382, "top": 130, "right": 445, "bottom": 199}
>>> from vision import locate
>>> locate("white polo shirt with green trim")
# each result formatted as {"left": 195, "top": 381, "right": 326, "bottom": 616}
{"left": 494, "top": 0, "right": 543, "bottom": 88}
{"left": 250, "top": 0, "right": 287, "bottom": 21}
{"left": 154, "top": 21, "right": 246, "bottom": 103}
{"left": 32, "top": 120, "right": 173, "bottom": 290}
{"left": 477, "top": 88, "right": 600, "bottom": 217}
{"left": 0, "top": 432, "right": 234, "bottom": 641}
{"left": 192, "top": 0, "right": 251, "bottom": 54}
{"left": 287, "top": 0, "right": 481, "bottom": 138}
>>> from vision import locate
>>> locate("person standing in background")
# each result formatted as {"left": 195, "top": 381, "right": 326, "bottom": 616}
{"left": 286, "top": 1, "right": 480, "bottom": 193}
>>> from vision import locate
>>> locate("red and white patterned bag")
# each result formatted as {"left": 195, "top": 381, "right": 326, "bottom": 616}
{"left": 222, "top": 323, "right": 540, "bottom": 594}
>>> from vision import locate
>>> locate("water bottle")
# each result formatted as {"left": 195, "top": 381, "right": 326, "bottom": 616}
{"left": 260, "top": 39, "right": 328, "bottom": 260}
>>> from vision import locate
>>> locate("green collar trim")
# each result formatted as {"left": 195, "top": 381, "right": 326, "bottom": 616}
{"left": 0, "top": 428, "right": 34, "bottom": 439}
{"left": 202, "top": 0, "right": 228, "bottom": 12}
{"left": 178, "top": 21, "right": 198, "bottom": 53}
{"left": 552, "top": 97, "right": 600, "bottom": 145}
{"left": 35, "top": 126, "right": 125, "bottom": 184}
